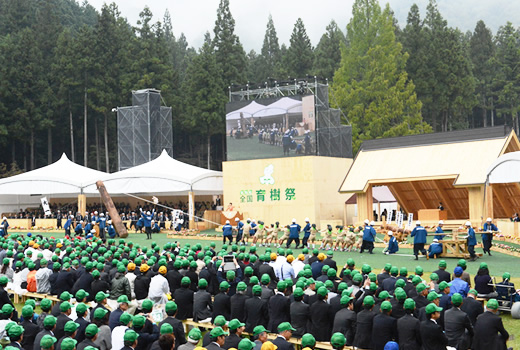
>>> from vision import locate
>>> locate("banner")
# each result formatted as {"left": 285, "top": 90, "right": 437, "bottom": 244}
{"left": 407, "top": 213, "right": 414, "bottom": 229}
{"left": 41, "top": 197, "right": 51, "bottom": 217}
{"left": 396, "top": 212, "right": 404, "bottom": 229}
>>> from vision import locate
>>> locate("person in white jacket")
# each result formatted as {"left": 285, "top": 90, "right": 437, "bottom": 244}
{"left": 148, "top": 266, "right": 169, "bottom": 305}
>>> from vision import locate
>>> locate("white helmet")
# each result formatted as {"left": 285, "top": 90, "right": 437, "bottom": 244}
{"left": 226, "top": 220, "right": 230, "bottom": 224}
{"left": 292, "top": 218, "right": 297, "bottom": 223}
{"left": 90, "top": 229, "right": 96, "bottom": 234}
{"left": 364, "top": 219, "right": 370, "bottom": 224}
{"left": 252, "top": 219, "right": 256, "bottom": 223}
{"left": 79, "top": 220, "right": 83, "bottom": 223}
{"left": 486, "top": 218, "right": 492, "bottom": 222}
{"left": 438, "top": 220, "right": 444, "bottom": 225}
{"left": 147, "top": 211, "right": 151, "bottom": 215}
{"left": 305, "top": 217, "right": 310, "bottom": 222}
{"left": 100, "top": 213, "right": 104, "bottom": 217}
{"left": 465, "top": 221, "right": 472, "bottom": 227}
{"left": 416, "top": 220, "right": 421, "bottom": 225}
{"left": 235, "top": 218, "right": 240, "bottom": 222}
{"left": 370, "top": 221, "right": 375, "bottom": 226}
{"left": 94, "top": 211, "right": 98, "bottom": 215}
{"left": 388, "top": 231, "right": 393, "bottom": 236}
{"left": 107, "top": 220, "right": 112, "bottom": 225}
{"left": 433, "top": 238, "right": 439, "bottom": 243}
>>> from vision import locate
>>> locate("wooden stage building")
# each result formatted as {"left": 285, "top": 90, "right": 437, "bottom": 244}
{"left": 339, "top": 127, "right": 520, "bottom": 233}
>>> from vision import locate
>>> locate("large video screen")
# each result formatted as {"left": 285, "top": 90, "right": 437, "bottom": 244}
{"left": 226, "top": 95, "right": 316, "bottom": 161}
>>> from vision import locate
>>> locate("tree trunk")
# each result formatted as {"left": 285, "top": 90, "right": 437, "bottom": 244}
{"left": 11, "top": 141, "right": 15, "bottom": 164}
{"left": 70, "top": 110, "right": 75, "bottom": 162}
{"left": 490, "top": 98, "right": 495, "bottom": 127}
{"left": 516, "top": 111, "right": 519, "bottom": 136}
{"left": 23, "top": 142, "right": 27, "bottom": 171}
{"left": 30, "top": 130, "right": 35, "bottom": 170}
{"left": 207, "top": 134, "right": 211, "bottom": 170}
{"left": 104, "top": 113, "right": 109, "bottom": 172}
{"left": 95, "top": 118, "right": 100, "bottom": 170}
{"left": 84, "top": 86, "right": 88, "bottom": 167}
{"left": 47, "top": 127, "right": 52, "bottom": 164}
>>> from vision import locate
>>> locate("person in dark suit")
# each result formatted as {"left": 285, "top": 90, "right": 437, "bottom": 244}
{"left": 444, "top": 293, "right": 473, "bottom": 350}
{"left": 206, "top": 327, "right": 228, "bottom": 350}
{"left": 322, "top": 252, "right": 337, "bottom": 271}
{"left": 194, "top": 279, "right": 214, "bottom": 322}
{"left": 223, "top": 319, "right": 245, "bottom": 350}
{"left": 74, "top": 303, "right": 90, "bottom": 344}
{"left": 213, "top": 281, "right": 231, "bottom": 321}
{"left": 166, "top": 261, "right": 183, "bottom": 292}
{"left": 330, "top": 333, "right": 347, "bottom": 350}
{"left": 230, "top": 282, "right": 249, "bottom": 323}
{"left": 268, "top": 281, "right": 291, "bottom": 332}
{"left": 309, "top": 287, "right": 333, "bottom": 342}
{"left": 382, "top": 267, "right": 399, "bottom": 293}
{"left": 473, "top": 299, "right": 509, "bottom": 350}
{"left": 372, "top": 301, "right": 398, "bottom": 350}
{"left": 258, "top": 259, "right": 278, "bottom": 288}
{"left": 420, "top": 304, "right": 448, "bottom": 350}
{"left": 397, "top": 299, "right": 421, "bottom": 350}
{"left": 158, "top": 301, "right": 186, "bottom": 350}
{"left": 433, "top": 260, "right": 451, "bottom": 284}
{"left": 244, "top": 285, "right": 269, "bottom": 333}
{"left": 377, "top": 264, "right": 392, "bottom": 286}
{"left": 460, "top": 289, "right": 484, "bottom": 326}
{"left": 108, "top": 295, "right": 129, "bottom": 330}
{"left": 271, "top": 322, "right": 295, "bottom": 350}
{"left": 413, "top": 284, "right": 429, "bottom": 310}
{"left": 20, "top": 306, "right": 40, "bottom": 350}
{"left": 76, "top": 324, "right": 99, "bottom": 350}
{"left": 121, "top": 329, "right": 139, "bottom": 350}
{"left": 54, "top": 263, "right": 77, "bottom": 296}
{"left": 54, "top": 302, "right": 73, "bottom": 341}
{"left": 173, "top": 277, "right": 195, "bottom": 321}
{"left": 353, "top": 296, "right": 376, "bottom": 349}
{"left": 7, "top": 324, "right": 24, "bottom": 350}
{"left": 34, "top": 316, "right": 57, "bottom": 350}
{"left": 290, "top": 288, "right": 310, "bottom": 338}
{"left": 332, "top": 295, "right": 356, "bottom": 346}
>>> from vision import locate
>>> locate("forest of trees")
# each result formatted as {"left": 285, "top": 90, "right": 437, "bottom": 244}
{"left": 1, "top": 0, "right": 519, "bottom": 173}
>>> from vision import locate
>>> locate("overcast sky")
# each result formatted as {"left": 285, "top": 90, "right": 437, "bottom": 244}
{"left": 87, "top": 0, "right": 520, "bottom": 52}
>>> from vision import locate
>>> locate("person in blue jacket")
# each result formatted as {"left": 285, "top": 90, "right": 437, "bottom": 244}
{"left": 482, "top": 218, "right": 499, "bottom": 256}
{"left": 465, "top": 221, "right": 477, "bottom": 261}
{"left": 0, "top": 224, "right": 5, "bottom": 237}
{"left": 300, "top": 218, "right": 311, "bottom": 248}
{"left": 434, "top": 220, "right": 445, "bottom": 240}
{"left": 286, "top": 218, "right": 301, "bottom": 248}
{"left": 360, "top": 219, "right": 376, "bottom": 254}
{"left": 234, "top": 218, "right": 244, "bottom": 244}
{"left": 151, "top": 220, "right": 160, "bottom": 234}
{"left": 74, "top": 220, "right": 84, "bottom": 236}
{"left": 140, "top": 208, "right": 155, "bottom": 239}
{"left": 83, "top": 220, "right": 93, "bottom": 235}
{"left": 107, "top": 220, "right": 117, "bottom": 238}
{"left": 222, "top": 220, "right": 233, "bottom": 244}
{"left": 411, "top": 220, "right": 428, "bottom": 260}
{"left": 96, "top": 213, "right": 107, "bottom": 235}
{"left": 428, "top": 238, "right": 443, "bottom": 258}
{"left": 136, "top": 217, "right": 144, "bottom": 233}
{"left": 64, "top": 215, "right": 73, "bottom": 236}
{"left": 385, "top": 231, "right": 399, "bottom": 254}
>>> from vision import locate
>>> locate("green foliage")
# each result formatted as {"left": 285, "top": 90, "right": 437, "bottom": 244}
{"left": 332, "top": 0, "right": 431, "bottom": 153}
{"left": 256, "top": 15, "right": 282, "bottom": 81}
{"left": 283, "top": 18, "right": 314, "bottom": 78}
{"left": 314, "top": 20, "right": 346, "bottom": 80}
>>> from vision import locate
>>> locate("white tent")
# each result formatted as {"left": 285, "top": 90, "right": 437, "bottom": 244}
{"left": 486, "top": 151, "right": 520, "bottom": 184}
{"left": 226, "top": 101, "right": 265, "bottom": 120}
{"left": 83, "top": 150, "right": 223, "bottom": 196}
{"left": 253, "top": 97, "right": 302, "bottom": 118}
{"left": 0, "top": 153, "right": 106, "bottom": 195}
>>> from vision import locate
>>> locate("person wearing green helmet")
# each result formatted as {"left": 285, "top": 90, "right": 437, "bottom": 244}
{"left": 372, "top": 300, "right": 397, "bottom": 350}
{"left": 444, "top": 293, "right": 474, "bottom": 349}
{"left": 193, "top": 279, "right": 212, "bottom": 322}
{"left": 472, "top": 298, "right": 509, "bottom": 350}
{"left": 420, "top": 303, "right": 448, "bottom": 349}
{"left": 474, "top": 262, "right": 497, "bottom": 299}
{"left": 397, "top": 298, "right": 421, "bottom": 350}
{"left": 159, "top": 301, "right": 187, "bottom": 350}
{"left": 173, "top": 277, "right": 195, "bottom": 321}
{"left": 331, "top": 295, "right": 355, "bottom": 345}
{"left": 308, "top": 286, "right": 332, "bottom": 341}
{"left": 244, "top": 285, "right": 269, "bottom": 333}
{"left": 230, "top": 281, "right": 249, "bottom": 323}
{"left": 433, "top": 259, "right": 451, "bottom": 284}
{"left": 353, "top": 295, "right": 376, "bottom": 349}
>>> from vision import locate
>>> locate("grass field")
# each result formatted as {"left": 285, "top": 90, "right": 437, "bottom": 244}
{"left": 11, "top": 229, "right": 520, "bottom": 346}
{"left": 227, "top": 135, "right": 305, "bottom": 160}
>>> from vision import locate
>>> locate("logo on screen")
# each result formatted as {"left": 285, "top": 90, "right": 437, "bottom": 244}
{"left": 260, "top": 164, "right": 275, "bottom": 185}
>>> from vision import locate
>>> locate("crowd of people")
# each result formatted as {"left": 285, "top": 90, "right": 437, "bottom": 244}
{"left": 0, "top": 231, "right": 515, "bottom": 350}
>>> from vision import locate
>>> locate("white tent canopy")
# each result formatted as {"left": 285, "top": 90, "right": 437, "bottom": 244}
{"left": 253, "top": 97, "right": 302, "bottom": 118}
{"left": 0, "top": 153, "right": 106, "bottom": 195}
{"left": 226, "top": 98, "right": 302, "bottom": 121}
{"left": 83, "top": 150, "right": 223, "bottom": 196}
{"left": 486, "top": 151, "right": 520, "bottom": 184}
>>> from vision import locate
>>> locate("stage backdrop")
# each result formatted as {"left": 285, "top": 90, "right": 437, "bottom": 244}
{"left": 223, "top": 156, "right": 352, "bottom": 228}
